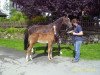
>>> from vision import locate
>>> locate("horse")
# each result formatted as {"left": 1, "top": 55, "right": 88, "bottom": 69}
{"left": 24, "top": 16, "right": 72, "bottom": 61}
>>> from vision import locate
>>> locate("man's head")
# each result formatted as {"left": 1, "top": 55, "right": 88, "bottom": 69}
{"left": 71, "top": 18, "right": 78, "bottom": 26}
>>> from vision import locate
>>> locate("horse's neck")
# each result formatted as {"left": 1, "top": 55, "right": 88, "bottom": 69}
{"left": 52, "top": 18, "right": 63, "bottom": 31}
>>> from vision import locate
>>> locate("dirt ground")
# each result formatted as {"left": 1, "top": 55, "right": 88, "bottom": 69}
{"left": 0, "top": 47, "right": 100, "bottom": 75}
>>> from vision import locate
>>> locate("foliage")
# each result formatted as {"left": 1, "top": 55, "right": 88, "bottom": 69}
{"left": 6, "top": 28, "right": 25, "bottom": 33}
{"left": 10, "top": 9, "right": 27, "bottom": 22}
{"left": 0, "top": 27, "right": 25, "bottom": 33}
{"left": 0, "top": 9, "right": 27, "bottom": 22}
{"left": 12, "top": 0, "right": 100, "bottom": 19}
{"left": 0, "top": 17, "right": 9, "bottom": 22}
{"left": 31, "top": 16, "right": 48, "bottom": 24}
{"left": 0, "top": 28, "right": 5, "bottom": 32}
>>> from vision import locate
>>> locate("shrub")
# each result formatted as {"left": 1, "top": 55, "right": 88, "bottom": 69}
{"left": 6, "top": 28, "right": 25, "bottom": 33}
{"left": 31, "top": 16, "right": 48, "bottom": 24}
{"left": 10, "top": 9, "right": 27, "bottom": 22}
{"left": 0, "top": 27, "right": 25, "bottom": 33}
{"left": 0, "top": 28, "right": 5, "bottom": 32}
{"left": 0, "top": 9, "right": 27, "bottom": 22}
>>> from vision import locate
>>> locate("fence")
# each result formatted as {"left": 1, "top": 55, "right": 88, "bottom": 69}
{"left": 0, "top": 20, "right": 100, "bottom": 43}
{"left": 59, "top": 19, "right": 100, "bottom": 44}
{"left": 0, "top": 20, "right": 100, "bottom": 30}
{"left": 80, "top": 20, "right": 100, "bottom": 32}
{"left": 81, "top": 20, "right": 100, "bottom": 43}
{"left": 0, "top": 21, "right": 27, "bottom": 28}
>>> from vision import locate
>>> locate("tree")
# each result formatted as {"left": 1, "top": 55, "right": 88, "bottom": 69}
{"left": 12, "top": 0, "right": 100, "bottom": 20}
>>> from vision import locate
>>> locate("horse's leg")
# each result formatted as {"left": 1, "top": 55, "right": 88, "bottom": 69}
{"left": 44, "top": 44, "right": 48, "bottom": 54}
{"left": 26, "top": 41, "right": 34, "bottom": 61}
{"left": 31, "top": 47, "right": 35, "bottom": 54}
{"left": 29, "top": 47, "right": 33, "bottom": 61}
{"left": 48, "top": 42, "right": 53, "bottom": 60}
{"left": 57, "top": 41, "right": 61, "bottom": 56}
{"left": 50, "top": 47, "right": 53, "bottom": 59}
{"left": 26, "top": 51, "right": 29, "bottom": 62}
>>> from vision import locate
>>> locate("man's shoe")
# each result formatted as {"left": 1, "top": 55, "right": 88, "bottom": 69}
{"left": 72, "top": 60, "right": 79, "bottom": 63}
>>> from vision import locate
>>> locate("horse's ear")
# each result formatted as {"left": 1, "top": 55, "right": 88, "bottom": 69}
{"left": 63, "top": 16, "right": 67, "bottom": 19}
{"left": 64, "top": 13, "right": 68, "bottom": 17}
{"left": 63, "top": 16, "right": 68, "bottom": 20}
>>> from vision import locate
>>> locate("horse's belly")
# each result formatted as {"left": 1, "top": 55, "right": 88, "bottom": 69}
{"left": 37, "top": 40, "right": 48, "bottom": 43}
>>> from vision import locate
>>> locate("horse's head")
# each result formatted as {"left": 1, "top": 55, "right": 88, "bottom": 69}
{"left": 62, "top": 16, "right": 72, "bottom": 29}
{"left": 53, "top": 16, "right": 72, "bottom": 32}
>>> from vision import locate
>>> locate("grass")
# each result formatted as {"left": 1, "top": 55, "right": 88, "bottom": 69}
{"left": 81, "top": 44, "right": 100, "bottom": 60}
{"left": 0, "top": 38, "right": 100, "bottom": 60}
{"left": 0, "top": 39, "right": 23, "bottom": 51}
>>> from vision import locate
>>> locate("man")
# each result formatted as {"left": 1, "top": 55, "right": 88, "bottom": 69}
{"left": 68, "top": 18, "right": 83, "bottom": 63}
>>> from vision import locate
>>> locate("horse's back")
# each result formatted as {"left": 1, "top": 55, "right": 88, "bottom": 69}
{"left": 28, "top": 24, "right": 53, "bottom": 34}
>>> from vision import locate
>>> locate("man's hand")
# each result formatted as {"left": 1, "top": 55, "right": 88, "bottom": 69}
{"left": 67, "top": 30, "right": 73, "bottom": 34}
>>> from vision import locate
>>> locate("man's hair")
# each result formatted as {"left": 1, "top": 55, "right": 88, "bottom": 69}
{"left": 71, "top": 18, "right": 78, "bottom": 23}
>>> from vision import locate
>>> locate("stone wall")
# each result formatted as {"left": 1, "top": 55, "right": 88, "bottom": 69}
{"left": 0, "top": 32, "right": 24, "bottom": 40}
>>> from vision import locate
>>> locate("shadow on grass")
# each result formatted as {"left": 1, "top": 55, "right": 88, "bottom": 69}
{"left": 32, "top": 46, "right": 73, "bottom": 59}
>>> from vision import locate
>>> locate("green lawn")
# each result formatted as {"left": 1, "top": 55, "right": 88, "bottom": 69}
{"left": 0, "top": 39, "right": 23, "bottom": 51}
{"left": 0, "top": 38, "right": 100, "bottom": 60}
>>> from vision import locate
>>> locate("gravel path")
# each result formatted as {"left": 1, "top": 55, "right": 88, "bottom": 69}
{"left": 0, "top": 47, "right": 100, "bottom": 75}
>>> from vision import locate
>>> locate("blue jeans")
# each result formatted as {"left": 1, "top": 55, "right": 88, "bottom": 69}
{"left": 74, "top": 41, "right": 82, "bottom": 61}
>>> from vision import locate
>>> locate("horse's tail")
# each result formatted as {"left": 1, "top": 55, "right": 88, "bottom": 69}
{"left": 24, "top": 29, "right": 29, "bottom": 50}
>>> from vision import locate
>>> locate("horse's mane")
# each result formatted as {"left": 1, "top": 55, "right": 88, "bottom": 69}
{"left": 49, "top": 17, "right": 63, "bottom": 26}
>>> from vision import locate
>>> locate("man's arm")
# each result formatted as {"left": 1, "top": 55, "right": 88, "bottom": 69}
{"left": 73, "top": 31, "right": 83, "bottom": 36}
{"left": 67, "top": 30, "right": 83, "bottom": 36}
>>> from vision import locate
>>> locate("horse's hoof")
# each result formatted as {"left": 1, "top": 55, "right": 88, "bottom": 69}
{"left": 30, "top": 58, "right": 32, "bottom": 61}
{"left": 48, "top": 57, "right": 53, "bottom": 60}
{"left": 49, "top": 59, "right": 51, "bottom": 60}
{"left": 26, "top": 60, "right": 29, "bottom": 63}
{"left": 48, "top": 58, "right": 51, "bottom": 60}
{"left": 50, "top": 57, "right": 53, "bottom": 59}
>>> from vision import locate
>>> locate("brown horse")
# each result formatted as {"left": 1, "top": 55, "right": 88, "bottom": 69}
{"left": 24, "top": 16, "right": 72, "bottom": 61}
